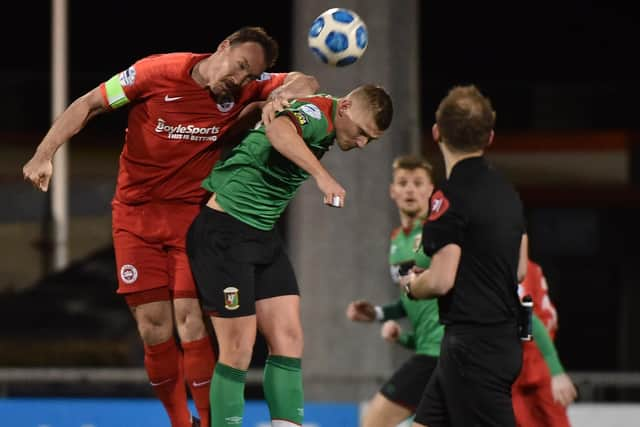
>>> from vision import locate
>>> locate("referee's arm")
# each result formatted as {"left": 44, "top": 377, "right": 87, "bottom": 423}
{"left": 518, "top": 233, "right": 529, "bottom": 282}
{"left": 403, "top": 243, "right": 460, "bottom": 299}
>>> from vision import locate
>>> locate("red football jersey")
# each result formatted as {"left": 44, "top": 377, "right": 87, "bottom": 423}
{"left": 515, "top": 260, "right": 560, "bottom": 386}
{"left": 99, "top": 52, "right": 287, "bottom": 204}
{"left": 519, "top": 260, "right": 559, "bottom": 339}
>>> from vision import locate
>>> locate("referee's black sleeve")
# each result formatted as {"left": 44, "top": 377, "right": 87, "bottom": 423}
{"left": 422, "top": 188, "right": 466, "bottom": 257}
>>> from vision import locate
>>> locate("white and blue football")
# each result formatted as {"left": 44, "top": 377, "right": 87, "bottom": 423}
{"left": 308, "top": 8, "right": 368, "bottom": 67}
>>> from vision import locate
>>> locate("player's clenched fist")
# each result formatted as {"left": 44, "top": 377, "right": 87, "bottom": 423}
{"left": 381, "top": 320, "right": 401, "bottom": 342}
{"left": 23, "top": 154, "right": 53, "bottom": 192}
{"left": 346, "top": 300, "right": 376, "bottom": 322}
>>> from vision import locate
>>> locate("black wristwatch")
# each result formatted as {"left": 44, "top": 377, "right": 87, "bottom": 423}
{"left": 404, "top": 281, "right": 416, "bottom": 300}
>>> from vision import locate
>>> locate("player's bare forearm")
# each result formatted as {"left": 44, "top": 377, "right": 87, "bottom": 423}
{"left": 35, "top": 87, "right": 107, "bottom": 159}
{"left": 265, "top": 117, "right": 332, "bottom": 180}
{"left": 408, "top": 244, "right": 460, "bottom": 299}
{"left": 270, "top": 72, "right": 319, "bottom": 101}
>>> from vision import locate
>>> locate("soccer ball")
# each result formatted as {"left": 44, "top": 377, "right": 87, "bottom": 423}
{"left": 308, "top": 8, "right": 368, "bottom": 67}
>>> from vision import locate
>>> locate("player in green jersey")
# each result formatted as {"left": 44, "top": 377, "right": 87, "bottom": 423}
{"left": 187, "top": 84, "right": 393, "bottom": 427}
{"left": 346, "top": 155, "right": 444, "bottom": 427}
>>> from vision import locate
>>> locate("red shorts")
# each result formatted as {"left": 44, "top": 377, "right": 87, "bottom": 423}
{"left": 112, "top": 200, "right": 201, "bottom": 302}
{"left": 512, "top": 379, "right": 571, "bottom": 427}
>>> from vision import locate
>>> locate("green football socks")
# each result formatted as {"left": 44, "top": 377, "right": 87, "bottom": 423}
{"left": 210, "top": 363, "right": 247, "bottom": 427}
{"left": 263, "top": 355, "right": 304, "bottom": 425}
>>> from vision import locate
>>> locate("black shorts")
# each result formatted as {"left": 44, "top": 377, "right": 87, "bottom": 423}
{"left": 186, "top": 206, "right": 299, "bottom": 317}
{"left": 414, "top": 323, "right": 522, "bottom": 427}
{"left": 380, "top": 354, "right": 438, "bottom": 411}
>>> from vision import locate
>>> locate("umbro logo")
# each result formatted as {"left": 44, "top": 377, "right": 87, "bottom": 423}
{"left": 164, "top": 95, "right": 183, "bottom": 102}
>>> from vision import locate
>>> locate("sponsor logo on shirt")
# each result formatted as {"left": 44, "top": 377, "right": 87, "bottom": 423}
{"left": 301, "top": 104, "right": 322, "bottom": 120}
{"left": 154, "top": 118, "right": 220, "bottom": 142}
{"left": 119, "top": 66, "right": 136, "bottom": 87}
{"left": 292, "top": 111, "right": 308, "bottom": 126}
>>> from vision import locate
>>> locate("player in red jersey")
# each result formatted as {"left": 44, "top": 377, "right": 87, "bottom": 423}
{"left": 513, "top": 249, "right": 578, "bottom": 426}
{"left": 22, "top": 27, "right": 319, "bottom": 427}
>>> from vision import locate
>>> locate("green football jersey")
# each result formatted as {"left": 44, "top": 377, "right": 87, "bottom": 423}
{"left": 385, "top": 218, "right": 444, "bottom": 357}
{"left": 201, "top": 96, "right": 338, "bottom": 230}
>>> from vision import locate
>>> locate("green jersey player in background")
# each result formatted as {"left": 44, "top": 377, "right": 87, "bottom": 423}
{"left": 346, "top": 155, "right": 444, "bottom": 427}
{"left": 187, "top": 84, "right": 393, "bottom": 427}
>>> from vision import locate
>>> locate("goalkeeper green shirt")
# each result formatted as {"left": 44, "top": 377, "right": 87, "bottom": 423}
{"left": 201, "top": 96, "right": 337, "bottom": 230}
{"left": 385, "top": 219, "right": 444, "bottom": 357}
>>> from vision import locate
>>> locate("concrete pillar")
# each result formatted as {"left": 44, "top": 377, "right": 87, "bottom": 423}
{"left": 288, "top": 0, "right": 420, "bottom": 401}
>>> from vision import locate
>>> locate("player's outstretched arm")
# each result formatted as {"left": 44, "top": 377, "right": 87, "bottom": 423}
{"left": 532, "top": 314, "right": 577, "bottom": 406}
{"left": 265, "top": 116, "right": 345, "bottom": 206}
{"left": 262, "top": 72, "right": 319, "bottom": 125}
{"left": 23, "top": 86, "right": 109, "bottom": 191}
{"left": 273, "top": 72, "right": 319, "bottom": 101}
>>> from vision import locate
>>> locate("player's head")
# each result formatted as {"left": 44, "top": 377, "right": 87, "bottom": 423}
{"left": 334, "top": 84, "right": 393, "bottom": 151}
{"left": 433, "top": 85, "right": 495, "bottom": 154}
{"left": 390, "top": 155, "right": 434, "bottom": 218}
{"left": 208, "top": 27, "right": 279, "bottom": 103}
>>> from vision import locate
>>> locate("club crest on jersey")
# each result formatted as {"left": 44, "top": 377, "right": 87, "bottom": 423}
{"left": 119, "top": 66, "right": 136, "bottom": 87}
{"left": 413, "top": 234, "right": 423, "bottom": 252}
{"left": 217, "top": 101, "right": 235, "bottom": 113}
{"left": 223, "top": 286, "right": 240, "bottom": 310}
{"left": 257, "top": 72, "right": 272, "bottom": 81}
{"left": 300, "top": 104, "right": 321, "bottom": 120}
{"left": 428, "top": 190, "right": 450, "bottom": 221}
{"left": 120, "top": 264, "right": 138, "bottom": 284}
{"left": 292, "top": 111, "right": 308, "bottom": 126}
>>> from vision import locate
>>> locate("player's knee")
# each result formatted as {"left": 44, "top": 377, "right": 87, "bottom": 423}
{"left": 174, "top": 300, "right": 207, "bottom": 342}
{"left": 267, "top": 325, "right": 304, "bottom": 357}
{"left": 135, "top": 309, "right": 174, "bottom": 345}
{"left": 218, "top": 337, "right": 255, "bottom": 369}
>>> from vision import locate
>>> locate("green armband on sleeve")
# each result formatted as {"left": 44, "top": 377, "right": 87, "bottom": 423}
{"left": 104, "top": 74, "right": 130, "bottom": 109}
{"left": 397, "top": 331, "right": 416, "bottom": 350}
{"left": 381, "top": 299, "right": 407, "bottom": 320}
{"left": 532, "top": 314, "right": 565, "bottom": 376}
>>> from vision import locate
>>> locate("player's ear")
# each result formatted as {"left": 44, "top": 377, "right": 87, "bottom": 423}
{"left": 488, "top": 129, "right": 495, "bottom": 147}
{"left": 338, "top": 98, "right": 351, "bottom": 116}
{"left": 216, "top": 39, "right": 231, "bottom": 53}
{"left": 432, "top": 124, "right": 440, "bottom": 144}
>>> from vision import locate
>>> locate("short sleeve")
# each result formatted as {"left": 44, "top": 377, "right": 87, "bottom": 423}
{"left": 276, "top": 101, "right": 328, "bottom": 143}
{"left": 99, "top": 55, "right": 161, "bottom": 110}
{"left": 421, "top": 188, "right": 466, "bottom": 256}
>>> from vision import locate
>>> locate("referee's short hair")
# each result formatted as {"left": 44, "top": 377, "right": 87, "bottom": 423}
{"left": 435, "top": 85, "right": 496, "bottom": 153}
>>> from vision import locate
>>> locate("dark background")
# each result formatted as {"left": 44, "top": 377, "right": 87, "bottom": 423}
{"left": 1, "top": 1, "right": 639, "bottom": 382}
{"left": 3, "top": 2, "right": 638, "bottom": 132}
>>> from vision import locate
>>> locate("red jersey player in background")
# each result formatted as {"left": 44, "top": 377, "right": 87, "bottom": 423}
{"left": 22, "top": 27, "right": 319, "bottom": 427}
{"left": 513, "top": 237, "right": 578, "bottom": 427}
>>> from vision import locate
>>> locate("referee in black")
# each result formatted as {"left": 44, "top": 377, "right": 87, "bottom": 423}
{"left": 401, "top": 85, "right": 527, "bottom": 426}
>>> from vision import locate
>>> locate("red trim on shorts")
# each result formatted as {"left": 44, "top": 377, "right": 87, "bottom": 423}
{"left": 124, "top": 287, "right": 171, "bottom": 307}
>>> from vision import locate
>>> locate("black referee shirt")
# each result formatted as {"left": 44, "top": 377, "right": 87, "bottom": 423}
{"left": 422, "top": 156, "right": 525, "bottom": 325}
